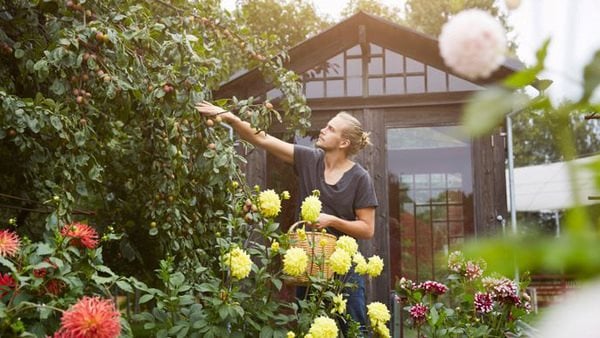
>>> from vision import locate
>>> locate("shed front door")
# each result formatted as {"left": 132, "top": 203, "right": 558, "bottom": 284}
{"left": 386, "top": 126, "right": 474, "bottom": 285}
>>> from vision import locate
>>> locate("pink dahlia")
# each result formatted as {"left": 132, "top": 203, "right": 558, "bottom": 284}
{"left": 0, "top": 272, "right": 15, "bottom": 298}
{"left": 397, "top": 277, "right": 416, "bottom": 290}
{"left": 409, "top": 303, "right": 428, "bottom": 324}
{"left": 57, "top": 296, "right": 121, "bottom": 338}
{"left": 439, "top": 9, "right": 507, "bottom": 79}
{"left": 464, "top": 261, "right": 483, "bottom": 280}
{"left": 0, "top": 229, "right": 21, "bottom": 257}
{"left": 61, "top": 223, "right": 99, "bottom": 249}
{"left": 483, "top": 277, "right": 521, "bottom": 305}
{"left": 474, "top": 292, "right": 494, "bottom": 313}
{"left": 418, "top": 281, "right": 449, "bottom": 295}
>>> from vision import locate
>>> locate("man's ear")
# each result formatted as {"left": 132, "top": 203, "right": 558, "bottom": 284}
{"left": 340, "top": 139, "right": 350, "bottom": 149}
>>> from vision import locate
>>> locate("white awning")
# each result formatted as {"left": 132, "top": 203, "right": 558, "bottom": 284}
{"left": 508, "top": 155, "right": 600, "bottom": 212}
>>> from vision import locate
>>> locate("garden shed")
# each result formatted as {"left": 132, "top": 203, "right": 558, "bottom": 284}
{"left": 214, "top": 11, "right": 521, "bottom": 305}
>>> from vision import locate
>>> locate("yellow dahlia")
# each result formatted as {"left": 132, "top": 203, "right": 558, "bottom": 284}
{"left": 331, "top": 293, "right": 347, "bottom": 315}
{"left": 270, "top": 241, "right": 280, "bottom": 253}
{"left": 375, "top": 322, "right": 391, "bottom": 338}
{"left": 286, "top": 332, "right": 295, "bottom": 338}
{"left": 367, "top": 302, "right": 391, "bottom": 326}
{"left": 353, "top": 252, "right": 369, "bottom": 275}
{"left": 335, "top": 235, "right": 358, "bottom": 256}
{"left": 258, "top": 189, "right": 281, "bottom": 218}
{"left": 367, "top": 255, "right": 384, "bottom": 277}
{"left": 329, "top": 249, "right": 352, "bottom": 275}
{"left": 223, "top": 247, "right": 253, "bottom": 279}
{"left": 301, "top": 195, "right": 321, "bottom": 223}
{"left": 308, "top": 316, "right": 338, "bottom": 338}
{"left": 283, "top": 247, "right": 308, "bottom": 277}
{"left": 296, "top": 227, "right": 307, "bottom": 241}
{"left": 281, "top": 190, "right": 291, "bottom": 200}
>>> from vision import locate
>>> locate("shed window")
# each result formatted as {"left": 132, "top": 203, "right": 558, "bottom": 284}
{"left": 298, "top": 43, "right": 482, "bottom": 99}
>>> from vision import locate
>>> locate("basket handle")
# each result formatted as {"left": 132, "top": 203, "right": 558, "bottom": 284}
{"left": 288, "top": 221, "right": 307, "bottom": 233}
{"left": 288, "top": 220, "right": 327, "bottom": 234}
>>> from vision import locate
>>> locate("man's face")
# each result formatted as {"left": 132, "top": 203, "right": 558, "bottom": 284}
{"left": 316, "top": 116, "right": 348, "bottom": 151}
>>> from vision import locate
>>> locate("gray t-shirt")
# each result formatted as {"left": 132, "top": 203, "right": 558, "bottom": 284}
{"left": 293, "top": 144, "right": 378, "bottom": 236}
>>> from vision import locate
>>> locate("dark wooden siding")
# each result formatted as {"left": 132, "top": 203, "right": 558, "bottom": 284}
{"left": 359, "top": 108, "right": 390, "bottom": 304}
{"left": 472, "top": 129, "right": 508, "bottom": 236}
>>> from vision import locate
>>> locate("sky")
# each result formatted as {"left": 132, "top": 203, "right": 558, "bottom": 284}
{"left": 222, "top": 0, "right": 600, "bottom": 101}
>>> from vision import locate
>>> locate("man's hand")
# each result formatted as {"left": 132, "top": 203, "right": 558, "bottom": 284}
{"left": 195, "top": 100, "right": 226, "bottom": 116}
{"left": 313, "top": 213, "right": 336, "bottom": 230}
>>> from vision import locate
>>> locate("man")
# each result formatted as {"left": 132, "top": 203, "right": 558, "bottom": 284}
{"left": 195, "top": 101, "right": 378, "bottom": 335}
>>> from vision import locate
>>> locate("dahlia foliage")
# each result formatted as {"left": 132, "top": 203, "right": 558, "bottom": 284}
{"left": 396, "top": 251, "right": 532, "bottom": 337}
{"left": 281, "top": 193, "right": 391, "bottom": 337}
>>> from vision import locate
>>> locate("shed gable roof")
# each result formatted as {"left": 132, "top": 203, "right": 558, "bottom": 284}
{"left": 215, "top": 11, "right": 522, "bottom": 99}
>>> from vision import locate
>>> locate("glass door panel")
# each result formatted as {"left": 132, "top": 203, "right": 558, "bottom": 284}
{"left": 387, "top": 126, "right": 474, "bottom": 285}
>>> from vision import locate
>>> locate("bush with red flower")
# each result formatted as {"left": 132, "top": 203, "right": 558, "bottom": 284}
{"left": 395, "top": 251, "right": 532, "bottom": 337}
{"left": 0, "top": 220, "right": 130, "bottom": 336}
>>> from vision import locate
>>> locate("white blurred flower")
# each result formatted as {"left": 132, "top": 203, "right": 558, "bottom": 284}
{"left": 439, "top": 9, "right": 507, "bottom": 79}
{"left": 505, "top": 0, "right": 521, "bottom": 10}
{"left": 537, "top": 279, "right": 600, "bottom": 338}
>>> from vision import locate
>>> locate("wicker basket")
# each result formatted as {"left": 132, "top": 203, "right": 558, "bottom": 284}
{"left": 285, "top": 221, "right": 337, "bottom": 285}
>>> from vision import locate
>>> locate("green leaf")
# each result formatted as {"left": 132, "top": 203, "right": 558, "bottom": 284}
{"left": 117, "top": 280, "right": 134, "bottom": 293}
{"left": 50, "top": 116, "right": 63, "bottom": 130}
{"left": 33, "top": 60, "right": 47, "bottom": 72}
{"left": 462, "top": 87, "right": 529, "bottom": 136}
{"left": 259, "top": 326, "right": 274, "bottom": 338}
{"left": 271, "top": 278, "right": 282, "bottom": 291}
{"left": 50, "top": 79, "right": 66, "bottom": 95}
{"left": 196, "top": 283, "right": 218, "bottom": 293}
{"left": 26, "top": 116, "right": 40, "bottom": 133}
{"left": 168, "top": 324, "right": 188, "bottom": 336}
{"left": 88, "top": 165, "right": 102, "bottom": 182}
{"left": 503, "top": 66, "right": 542, "bottom": 89}
{"left": 76, "top": 181, "right": 88, "bottom": 196}
{"left": 0, "top": 257, "right": 15, "bottom": 271}
{"left": 168, "top": 144, "right": 178, "bottom": 156}
{"left": 74, "top": 131, "right": 86, "bottom": 146}
{"left": 14, "top": 49, "right": 25, "bottom": 59}
{"left": 534, "top": 79, "right": 554, "bottom": 92}
{"left": 430, "top": 306, "right": 439, "bottom": 325}
{"left": 139, "top": 294, "right": 154, "bottom": 304}
{"left": 96, "top": 265, "right": 117, "bottom": 277}
{"left": 169, "top": 272, "right": 185, "bottom": 288}
{"left": 535, "top": 38, "right": 551, "bottom": 66}
{"left": 113, "top": 14, "right": 127, "bottom": 21}
{"left": 39, "top": 305, "right": 53, "bottom": 320}
{"left": 581, "top": 50, "right": 600, "bottom": 102}
{"left": 36, "top": 243, "right": 54, "bottom": 255}
{"left": 218, "top": 305, "right": 229, "bottom": 320}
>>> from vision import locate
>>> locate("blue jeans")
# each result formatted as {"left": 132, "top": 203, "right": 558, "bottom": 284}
{"left": 296, "top": 272, "right": 368, "bottom": 337}
{"left": 341, "top": 272, "right": 368, "bottom": 337}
